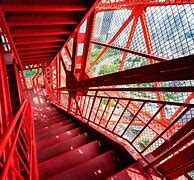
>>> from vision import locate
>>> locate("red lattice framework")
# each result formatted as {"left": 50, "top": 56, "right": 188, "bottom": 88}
{"left": 42, "top": 0, "right": 194, "bottom": 179}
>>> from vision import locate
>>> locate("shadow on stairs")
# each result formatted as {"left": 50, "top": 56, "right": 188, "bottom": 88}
{"left": 29, "top": 88, "right": 154, "bottom": 180}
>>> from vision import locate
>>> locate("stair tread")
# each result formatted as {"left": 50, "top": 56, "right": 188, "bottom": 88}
{"left": 38, "top": 133, "right": 89, "bottom": 163}
{"left": 36, "top": 119, "right": 72, "bottom": 135}
{"left": 36, "top": 127, "right": 82, "bottom": 150}
{"left": 34, "top": 113, "right": 65, "bottom": 121}
{"left": 35, "top": 117, "right": 68, "bottom": 129}
{"left": 35, "top": 112, "right": 65, "bottom": 117}
{"left": 36, "top": 123, "right": 77, "bottom": 141}
{"left": 39, "top": 141, "right": 101, "bottom": 179}
{"left": 32, "top": 101, "right": 123, "bottom": 180}
{"left": 48, "top": 151, "right": 119, "bottom": 180}
{"left": 107, "top": 162, "right": 152, "bottom": 180}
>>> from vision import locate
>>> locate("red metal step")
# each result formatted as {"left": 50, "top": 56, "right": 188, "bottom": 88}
{"left": 35, "top": 116, "right": 67, "bottom": 129}
{"left": 48, "top": 151, "right": 120, "bottom": 180}
{"left": 38, "top": 141, "right": 101, "bottom": 179}
{"left": 35, "top": 117, "right": 65, "bottom": 127}
{"left": 36, "top": 127, "right": 82, "bottom": 151}
{"left": 34, "top": 111, "right": 62, "bottom": 119}
{"left": 35, "top": 113, "right": 65, "bottom": 122}
{"left": 32, "top": 100, "right": 124, "bottom": 179}
{"left": 37, "top": 133, "right": 89, "bottom": 163}
{"left": 36, "top": 123, "right": 77, "bottom": 141}
{"left": 35, "top": 119, "right": 72, "bottom": 135}
{"left": 107, "top": 162, "right": 153, "bottom": 180}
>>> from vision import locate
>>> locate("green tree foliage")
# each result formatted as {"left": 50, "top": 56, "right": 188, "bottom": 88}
{"left": 90, "top": 45, "right": 103, "bottom": 63}
{"left": 138, "top": 139, "right": 150, "bottom": 150}
{"left": 102, "top": 98, "right": 108, "bottom": 105}
{"left": 99, "top": 62, "right": 120, "bottom": 76}
{"left": 163, "top": 92, "right": 178, "bottom": 102}
{"left": 24, "top": 69, "right": 37, "bottom": 77}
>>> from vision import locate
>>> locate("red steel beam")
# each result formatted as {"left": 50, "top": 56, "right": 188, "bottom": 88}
{"left": 119, "top": 15, "right": 139, "bottom": 71}
{"left": 21, "top": 58, "right": 52, "bottom": 62}
{"left": 16, "top": 44, "right": 62, "bottom": 51}
{"left": 0, "top": 7, "right": 22, "bottom": 68}
{"left": 65, "top": 46, "right": 72, "bottom": 60}
{"left": 20, "top": 54, "right": 55, "bottom": 60}
{"left": 77, "top": 55, "right": 194, "bottom": 88}
{"left": 151, "top": 117, "right": 194, "bottom": 157}
{"left": 23, "top": 63, "right": 50, "bottom": 67}
{"left": 19, "top": 49, "right": 58, "bottom": 56}
{"left": 14, "top": 36, "right": 66, "bottom": 45}
{"left": 91, "top": 41, "right": 168, "bottom": 62}
{"left": 97, "top": 0, "right": 194, "bottom": 9}
{"left": 2, "top": 4, "right": 88, "bottom": 12}
{"left": 20, "top": 52, "right": 56, "bottom": 57}
{"left": 140, "top": 8, "right": 166, "bottom": 120}
{"left": 63, "top": 87, "right": 194, "bottom": 93}
{"left": 11, "top": 27, "right": 71, "bottom": 37}
{"left": 85, "top": 10, "right": 97, "bottom": 73}
{"left": 7, "top": 20, "right": 78, "bottom": 27}
{"left": 12, "top": 31, "right": 70, "bottom": 37}
{"left": 22, "top": 61, "right": 52, "bottom": 66}
{"left": 0, "top": 38, "right": 12, "bottom": 129}
{"left": 71, "top": 33, "right": 78, "bottom": 73}
{"left": 87, "top": 8, "right": 138, "bottom": 71}
{"left": 79, "top": 12, "right": 95, "bottom": 80}
{"left": 52, "top": 0, "right": 101, "bottom": 64}
{"left": 21, "top": 58, "right": 54, "bottom": 63}
{"left": 6, "top": 13, "right": 78, "bottom": 22}
{"left": 22, "top": 56, "right": 53, "bottom": 60}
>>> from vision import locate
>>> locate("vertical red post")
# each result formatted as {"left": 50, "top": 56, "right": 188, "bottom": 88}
{"left": 0, "top": 38, "right": 12, "bottom": 126}
{"left": 71, "top": 32, "right": 78, "bottom": 74}
{"left": 79, "top": 12, "right": 95, "bottom": 80}
{"left": 56, "top": 57, "right": 59, "bottom": 103}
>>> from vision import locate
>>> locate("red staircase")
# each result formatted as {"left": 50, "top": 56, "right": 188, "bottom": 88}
{"left": 0, "top": 0, "right": 193, "bottom": 179}
{"left": 35, "top": 106, "right": 121, "bottom": 179}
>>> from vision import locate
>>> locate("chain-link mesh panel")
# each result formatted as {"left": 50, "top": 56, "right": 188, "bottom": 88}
{"left": 60, "top": 92, "right": 69, "bottom": 109}
{"left": 143, "top": 138, "right": 165, "bottom": 156}
{"left": 133, "top": 127, "right": 157, "bottom": 151}
{"left": 146, "top": 5, "right": 194, "bottom": 59}
{"left": 166, "top": 108, "right": 194, "bottom": 137}
{"left": 93, "top": 10, "right": 131, "bottom": 44}
{"left": 87, "top": 1, "right": 194, "bottom": 77}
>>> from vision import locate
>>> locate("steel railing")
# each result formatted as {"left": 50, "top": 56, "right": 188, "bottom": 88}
{"left": 47, "top": 87, "right": 194, "bottom": 178}
{"left": 0, "top": 97, "right": 38, "bottom": 180}
{"left": 0, "top": 60, "right": 39, "bottom": 179}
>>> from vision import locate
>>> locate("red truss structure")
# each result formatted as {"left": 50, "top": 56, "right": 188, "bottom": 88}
{"left": 0, "top": 0, "right": 194, "bottom": 179}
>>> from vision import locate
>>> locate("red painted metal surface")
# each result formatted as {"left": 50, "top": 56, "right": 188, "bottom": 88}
{"left": 42, "top": 1, "right": 194, "bottom": 178}
{"left": 0, "top": 0, "right": 194, "bottom": 179}
{"left": 0, "top": 66, "right": 38, "bottom": 179}
{"left": 0, "top": 0, "right": 97, "bottom": 68}
{"left": 0, "top": 39, "right": 12, "bottom": 129}
{"left": 0, "top": 30, "right": 38, "bottom": 179}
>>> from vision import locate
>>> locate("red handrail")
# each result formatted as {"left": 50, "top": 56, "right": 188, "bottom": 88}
{"left": 51, "top": 88, "right": 194, "bottom": 178}
{"left": 0, "top": 98, "right": 39, "bottom": 180}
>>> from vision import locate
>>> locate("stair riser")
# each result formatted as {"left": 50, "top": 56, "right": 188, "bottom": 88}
{"left": 39, "top": 141, "right": 101, "bottom": 179}
{"left": 48, "top": 151, "right": 119, "bottom": 180}
{"left": 36, "top": 128, "right": 82, "bottom": 151}
{"left": 36, "top": 123, "right": 77, "bottom": 141}
{"left": 34, "top": 114, "right": 65, "bottom": 122}
{"left": 36, "top": 120, "right": 72, "bottom": 135}
{"left": 38, "top": 134, "right": 89, "bottom": 163}
{"left": 35, "top": 118, "right": 67, "bottom": 129}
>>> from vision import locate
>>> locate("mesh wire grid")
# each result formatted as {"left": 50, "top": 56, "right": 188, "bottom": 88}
{"left": 88, "top": 2, "right": 194, "bottom": 77}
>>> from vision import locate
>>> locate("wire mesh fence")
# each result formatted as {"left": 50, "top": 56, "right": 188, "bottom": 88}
{"left": 87, "top": 2, "right": 194, "bottom": 77}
